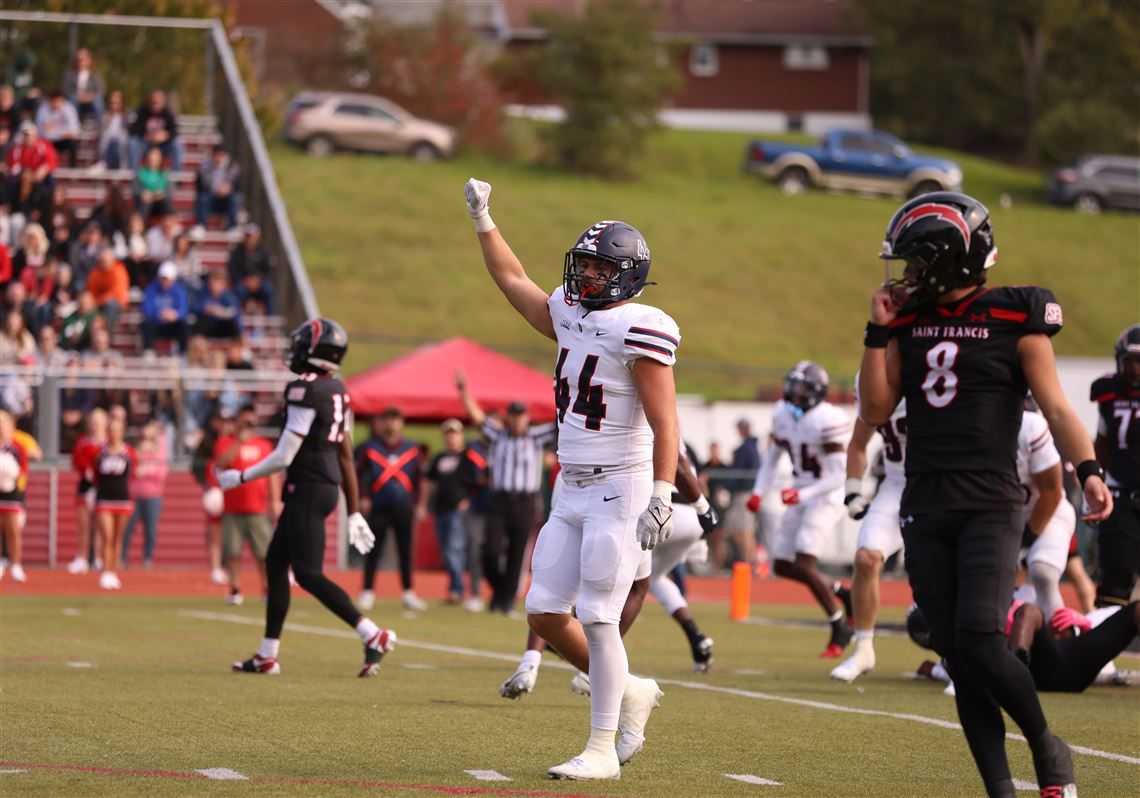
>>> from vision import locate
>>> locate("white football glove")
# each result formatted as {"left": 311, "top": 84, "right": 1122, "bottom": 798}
{"left": 636, "top": 496, "right": 673, "bottom": 551}
{"left": 347, "top": 511, "right": 375, "bottom": 555}
{"left": 217, "top": 469, "right": 243, "bottom": 491}
{"left": 464, "top": 177, "right": 495, "bottom": 232}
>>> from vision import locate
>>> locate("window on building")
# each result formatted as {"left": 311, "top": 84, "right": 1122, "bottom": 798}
{"left": 783, "top": 44, "right": 829, "bottom": 71}
{"left": 690, "top": 43, "right": 718, "bottom": 77}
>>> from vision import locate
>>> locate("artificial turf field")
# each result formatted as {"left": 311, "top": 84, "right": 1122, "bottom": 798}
{"left": 1, "top": 580, "right": 1137, "bottom": 797}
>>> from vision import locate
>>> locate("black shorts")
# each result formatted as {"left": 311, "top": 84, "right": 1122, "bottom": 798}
{"left": 1097, "top": 490, "right": 1140, "bottom": 581}
{"left": 266, "top": 481, "right": 339, "bottom": 573}
{"left": 902, "top": 509, "right": 1023, "bottom": 657}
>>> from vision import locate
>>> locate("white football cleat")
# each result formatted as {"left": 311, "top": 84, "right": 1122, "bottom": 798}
{"left": 500, "top": 662, "right": 538, "bottom": 699}
{"left": 402, "top": 590, "right": 427, "bottom": 611}
{"left": 547, "top": 752, "right": 620, "bottom": 781}
{"left": 830, "top": 643, "right": 876, "bottom": 683}
{"left": 67, "top": 556, "right": 89, "bottom": 575}
{"left": 617, "top": 676, "right": 663, "bottom": 765}
{"left": 569, "top": 671, "right": 591, "bottom": 696}
{"left": 357, "top": 590, "right": 375, "bottom": 610}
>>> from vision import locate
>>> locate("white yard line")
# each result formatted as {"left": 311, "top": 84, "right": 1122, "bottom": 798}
{"left": 725, "top": 773, "right": 784, "bottom": 786}
{"left": 464, "top": 769, "right": 512, "bottom": 781}
{"left": 196, "top": 768, "right": 248, "bottom": 780}
{"left": 180, "top": 610, "right": 1140, "bottom": 767}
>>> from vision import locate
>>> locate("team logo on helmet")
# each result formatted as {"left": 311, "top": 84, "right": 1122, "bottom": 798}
{"left": 890, "top": 203, "right": 971, "bottom": 254}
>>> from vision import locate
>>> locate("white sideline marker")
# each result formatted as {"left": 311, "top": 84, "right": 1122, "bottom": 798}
{"left": 725, "top": 773, "right": 784, "bottom": 786}
{"left": 61, "top": 608, "right": 82, "bottom": 616}
{"left": 401, "top": 663, "right": 437, "bottom": 670}
{"left": 464, "top": 769, "right": 511, "bottom": 781}
{"left": 0, "top": 769, "right": 28, "bottom": 775}
{"left": 1013, "top": 778, "right": 1039, "bottom": 792}
{"left": 197, "top": 768, "right": 248, "bottom": 780}
{"left": 66, "top": 662, "right": 95, "bottom": 669}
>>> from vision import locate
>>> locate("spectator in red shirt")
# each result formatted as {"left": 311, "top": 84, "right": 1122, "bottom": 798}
{"left": 210, "top": 404, "right": 280, "bottom": 604}
{"left": 6, "top": 121, "right": 57, "bottom": 206}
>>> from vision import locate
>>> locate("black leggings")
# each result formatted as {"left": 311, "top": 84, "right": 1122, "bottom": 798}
{"left": 1096, "top": 490, "right": 1140, "bottom": 606}
{"left": 264, "top": 482, "right": 360, "bottom": 639}
{"left": 1031, "top": 601, "right": 1140, "bottom": 692}
{"left": 483, "top": 492, "right": 536, "bottom": 611}
{"left": 904, "top": 510, "right": 1050, "bottom": 792}
{"left": 363, "top": 503, "right": 414, "bottom": 591}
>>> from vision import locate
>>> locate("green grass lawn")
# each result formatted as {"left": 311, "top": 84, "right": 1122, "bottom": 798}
{"left": 270, "top": 127, "right": 1138, "bottom": 400}
{"left": 2, "top": 594, "right": 1138, "bottom": 796}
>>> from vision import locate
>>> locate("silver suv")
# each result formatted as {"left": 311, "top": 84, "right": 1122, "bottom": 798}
{"left": 1045, "top": 154, "right": 1140, "bottom": 213}
{"left": 283, "top": 91, "right": 457, "bottom": 161}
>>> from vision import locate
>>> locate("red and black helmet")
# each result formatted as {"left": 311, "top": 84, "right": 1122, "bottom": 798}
{"left": 563, "top": 220, "right": 654, "bottom": 310}
{"left": 880, "top": 192, "right": 996, "bottom": 303}
{"left": 1116, "top": 324, "right": 1140, "bottom": 388}
{"left": 285, "top": 317, "right": 348, "bottom": 374}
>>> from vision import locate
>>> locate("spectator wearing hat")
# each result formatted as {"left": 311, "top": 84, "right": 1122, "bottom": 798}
{"left": 85, "top": 246, "right": 129, "bottom": 328}
{"left": 456, "top": 371, "right": 556, "bottom": 614}
{"left": 6, "top": 121, "right": 57, "bottom": 208}
{"left": 61, "top": 48, "right": 105, "bottom": 126}
{"left": 35, "top": 89, "right": 80, "bottom": 168}
{"left": 355, "top": 407, "right": 426, "bottom": 612}
{"left": 193, "top": 269, "right": 241, "bottom": 340}
{"left": 140, "top": 261, "right": 189, "bottom": 354}
{"left": 418, "top": 418, "right": 481, "bottom": 606}
{"left": 227, "top": 223, "right": 275, "bottom": 315}
{"left": 195, "top": 145, "right": 240, "bottom": 230}
{"left": 127, "top": 89, "right": 181, "bottom": 171}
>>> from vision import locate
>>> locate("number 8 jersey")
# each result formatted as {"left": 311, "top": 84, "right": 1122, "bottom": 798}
{"left": 547, "top": 286, "right": 680, "bottom": 469}
{"left": 888, "top": 285, "right": 1062, "bottom": 514}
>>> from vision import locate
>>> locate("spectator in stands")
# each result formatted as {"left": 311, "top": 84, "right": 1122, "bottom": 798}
{"left": 61, "top": 48, "right": 105, "bottom": 126}
{"left": 134, "top": 146, "right": 174, "bottom": 223}
{"left": 10, "top": 222, "right": 48, "bottom": 290}
{"left": 179, "top": 334, "right": 212, "bottom": 447}
{"left": 419, "top": 418, "right": 480, "bottom": 605}
{"left": 70, "top": 223, "right": 104, "bottom": 287}
{"left": 0, "top": 85, "right": 18, "bottom": 155}
{"left": 0, "top": 359, "right": 33, "bottom": 422}
{"left": 35, "top": 323, "right": 72, "bottom": 369}
{"left": 121, "top": 419, "right": 167, "bottom": 569}
{"left": 6, "top": 122, "right": 57, "bottom": 214}
{"left": 0, "top": 409, "right": 30, "bottom": 583}
{"left": 45, "top": 260, "right": 78, "bottom": 327}
{"left": 96, "top": 90, "right": 128, "bottom": 170}
{"left": 168, "top": 232, "right": 203, "bottom": 292}
{"left": 62, "top": 290, "right": 98, "bottom": 351}
{"left": 128, "top": 89, "right": 181, "bottom": 171}
{"left": 210, "top": 403, "right": 279, "bottom": 604}
{"left": 88, "top": 183, "right": 131, "bottom": 240}
{"left": 0, "top": 308, "right": 35, "bottom": 365}
{"left": 85, "top": 246, "right": 129, "bottom": 327}
{"left": 4, "top": 278, "right": 36, "bottom": 337}
{"left": 224, "top": 336, "right": 254, "bottom": 370}
{"left": 203, "top": 347, "right": 244, "bottom": 421}
{"left": 140, "top": 261, "right": 189, "bottom": 355}
{"left": 227, "top": 223, "right": 275, "bottom": 315}
{"left": 195, "top": 144, "right": 240, "bottom": 231}
{"left": 4, "top": 47, "right": 39, "bottom": 115}
{"left": 355, "top": 407, "right": 427, "bottom": 612}
{"left": 35, "top": 90, "right": 80, "bottom": 168}
{"left": 145, "top": 214, "right": 181, "bottom": 268}
{"left": 193, "top": 269, "right": 241, "bottom": 340}
{"left": 121, "top": 210, "right": 149, "bottom": 287}
{"left": 81, "top": 318, "right": 123, "bottom": 371}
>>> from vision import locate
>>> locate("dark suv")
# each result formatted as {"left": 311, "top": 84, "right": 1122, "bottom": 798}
{"left": 1045, "top": 155, "right": 1140, "bottom": 213}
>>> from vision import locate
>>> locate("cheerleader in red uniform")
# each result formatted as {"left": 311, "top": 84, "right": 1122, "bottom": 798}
{"left": 93, "top": 415, "right": 136, "bottom": 590}
{"left": 67, "top": 408, "right": 108, "bottom": 575}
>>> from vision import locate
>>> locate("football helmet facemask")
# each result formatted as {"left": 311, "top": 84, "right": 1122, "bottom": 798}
{"left": 285, "top": 317, "right": 348, "bottom": 374}
{"left": 1115, "top": 324, "right": 1140, "bottom": 389}
{"left": 564, "top": 220, "right": 654, "bottom": 310}
{"left": 783, "top": 360, "right": 829, "bottom": 415}
{"left": 880, "top": 192, "right": 997, "bottom": 304}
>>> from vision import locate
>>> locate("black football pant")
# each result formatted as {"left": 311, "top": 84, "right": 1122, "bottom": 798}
{"left": 1095, "top": 489, "right": 1140, "bottom": 607}
{"left": 363, "top": 502, "right": 414, "bottom": 592}
{"left": 1030, "top": 601, "right": 1140, "bottom": 692}
{"left": 484, "top": 492, "right": 536, "bottom": 612}
{"left": 264, "top": 482, "right": 361, "bottom": 639}
{"left": 903, "top": 510, "right": 1051, "bottom": 795}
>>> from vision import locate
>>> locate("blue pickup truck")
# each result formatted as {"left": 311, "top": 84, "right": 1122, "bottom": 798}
{"left": 743, "top": 129, "right": 963, "bottom": 198}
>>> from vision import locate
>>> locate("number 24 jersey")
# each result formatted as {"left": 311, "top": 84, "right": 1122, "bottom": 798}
{"left": 546, "top": 286, "right": 680, "bottom": 469}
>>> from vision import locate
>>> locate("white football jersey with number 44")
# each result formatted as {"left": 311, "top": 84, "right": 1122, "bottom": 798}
{"left": 770, "top": 399, "right": 851, "bottom": 492}
{"left": 547, "top": 286, "right": 680, "bottom": 469}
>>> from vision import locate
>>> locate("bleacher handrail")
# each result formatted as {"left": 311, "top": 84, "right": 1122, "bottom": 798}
{"left": 2, "top": 9, "right": 321, "bottom": 324}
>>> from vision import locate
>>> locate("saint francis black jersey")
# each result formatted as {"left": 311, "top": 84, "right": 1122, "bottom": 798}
{"left": 1091, "top": 373, "right": 1140, "bottom": 490}
{"left": 889, "top": 285, "right": 1063, "bottom": 513}
{"left": 282, "top": 374, "right": 350, "bottom": 486}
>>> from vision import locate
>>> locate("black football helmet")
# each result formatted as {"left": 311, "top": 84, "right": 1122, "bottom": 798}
{"left": 783, "top": 360, "right": 829, "bottom": 413}
{"left": 880, "top": 192, "right": 997, "bottom": 304}
{"left": 1115, "top": 324, "right": 1140, "bottom": 388}
{"left": 285, "top": 317, "right": 348, "bottom": 374}
{"left": 906, "top": 603, "right": 934, "bottom": 650}
{"left": 563, "top": 220, "right": 654, "bottom": 310}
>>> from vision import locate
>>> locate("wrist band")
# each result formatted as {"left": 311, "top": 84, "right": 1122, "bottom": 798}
{"left": 864, "top": 322, "right": 889, "bottom": 349}
{"left": 1075, "top": 459, "right": 1104, "bottom": 488}
{"left": 692, "top": 494, "right": 710, "bottom": 515}
{"left": 844, "top": 477, "right": 863, "bottom": 498}
{"left": 652, "top": 480, "right": 674, "bottom": 502}
{"left": 471, "top": 212, "right": 495, "bottom": 234}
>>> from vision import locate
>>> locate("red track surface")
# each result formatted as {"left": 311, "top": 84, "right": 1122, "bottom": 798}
{"left": 0, "top": 566, "right": 925, "bottom": 606}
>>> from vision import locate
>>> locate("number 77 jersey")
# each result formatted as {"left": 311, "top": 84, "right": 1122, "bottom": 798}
{"left": 888, "top": 285, "right": 1063, "bottom": 502}
{"left": 547, "top": 286, "right": 680, "bottom": 468}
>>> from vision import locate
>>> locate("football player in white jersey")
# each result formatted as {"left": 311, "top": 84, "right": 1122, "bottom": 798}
{"left": 465, "top": 178, "right": 678, "bottom": 781}
{"left": 748, "top": 361, "right": 853, "bottom": 657}
{"left": 831, "top": 394, "right": 908, "bottom": 682}
{"left": 1016, "top": 397, "right": 1075, "bottom": 620}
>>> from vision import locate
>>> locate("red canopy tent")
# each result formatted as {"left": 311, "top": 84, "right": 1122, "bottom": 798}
{"left": 345, "top": 337, "right": 556, "bottom": 422}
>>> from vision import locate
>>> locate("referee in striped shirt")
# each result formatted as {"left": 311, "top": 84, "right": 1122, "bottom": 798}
{"left": 457, "top": 371, "right": 556, "bottom": 614}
